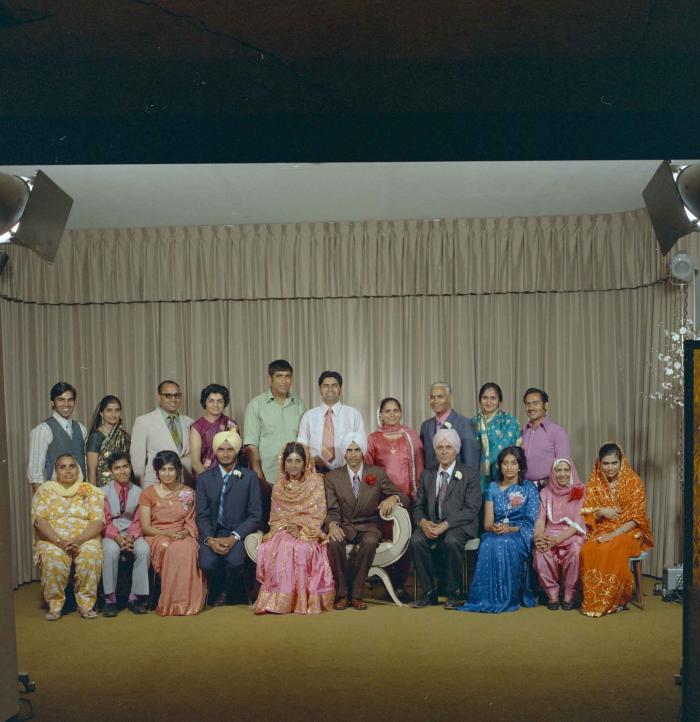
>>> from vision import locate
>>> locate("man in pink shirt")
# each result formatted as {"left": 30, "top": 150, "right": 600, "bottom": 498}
{"left": 521, "top": 388, "right": 571, "bottom": 489}
{"left": 101, "top": 452, "right": 150, "bottom": 616}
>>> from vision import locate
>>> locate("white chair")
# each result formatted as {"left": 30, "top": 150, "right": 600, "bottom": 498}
{"left": 244, "top": 505, "right": 412, "bottom": 607}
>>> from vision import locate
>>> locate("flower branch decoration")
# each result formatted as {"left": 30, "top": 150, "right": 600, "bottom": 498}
{"left": 649, "top": 318, "right": 698, "bottom": 408}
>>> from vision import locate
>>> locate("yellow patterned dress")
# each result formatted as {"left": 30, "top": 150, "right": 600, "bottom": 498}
{"left": 32, "top": 481, "right": 105, "bottom": 614}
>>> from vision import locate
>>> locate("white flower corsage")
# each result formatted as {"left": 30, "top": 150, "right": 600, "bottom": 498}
{"left": 443, "top": 421, "right": 453, "bottom": 429}
{"left": 232, "top": 469, "right": 242, "bottom": 478}
{"left": 454, "top": 470, "right": 463, "bottom": 480}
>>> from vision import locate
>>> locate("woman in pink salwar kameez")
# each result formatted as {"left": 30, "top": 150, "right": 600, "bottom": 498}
{"left": 532, "top": 458, "right": 586, "bottom": 610}
{"left": 255, "top": 442, "right": 335, "bottom": 615}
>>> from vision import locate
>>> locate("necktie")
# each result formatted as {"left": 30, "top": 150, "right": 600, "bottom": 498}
{"left": 352, "top": 474, "right": 360, "bottom": 499}
{"left": 322, "top": 408, "right": 335, "bottom": 464}
{"left": 438, "top": 470, "right": 449, "bottom": 519}
{"left": 118, "top": 485, "right": 128, "bottom": 514}
{"left": 218, "top": 473, "right": 231, "bottom": 527}
{"left": 167, "top": 415, "right": 182, "bottom": 450}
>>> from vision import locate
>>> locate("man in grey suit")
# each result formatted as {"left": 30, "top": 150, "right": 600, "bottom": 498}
{"left": 130, "top": 380, "right": 194, "bottom": 487}
{"left": 419, "top": 381, "right": 480, "bottom": 471}
{"left": 411, "top": 428, "right": 482, "bottom": 609}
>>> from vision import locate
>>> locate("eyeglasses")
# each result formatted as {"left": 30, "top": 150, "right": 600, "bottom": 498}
{"left": 160, "top": 393, "right": 182, "bottom": 400}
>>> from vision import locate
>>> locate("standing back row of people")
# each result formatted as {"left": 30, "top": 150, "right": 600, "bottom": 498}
{"left": 28, "top": 370, "right": 572, "bottom": 501}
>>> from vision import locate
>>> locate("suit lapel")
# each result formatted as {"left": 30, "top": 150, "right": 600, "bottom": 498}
{"left": 336, "top": 468, "right": 357, "bottom": 515}
{"left": 354, "top": 468, "right": 373, "bottom": 512}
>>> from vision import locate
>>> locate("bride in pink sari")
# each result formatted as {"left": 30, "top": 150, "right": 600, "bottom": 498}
{"left": 255, "top": 442, "right": 335, "bottom": 615}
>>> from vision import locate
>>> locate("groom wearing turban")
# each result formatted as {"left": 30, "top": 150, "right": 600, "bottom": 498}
{"left": 195, "top": 430, "right": 262, "bottom": 606}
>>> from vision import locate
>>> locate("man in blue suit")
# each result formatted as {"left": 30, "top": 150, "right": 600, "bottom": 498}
{"left": 196, "top": 430, "right": 261, "bottom": 606}
{"left": 419, "top": 382, "right": 480, "bottom": 471}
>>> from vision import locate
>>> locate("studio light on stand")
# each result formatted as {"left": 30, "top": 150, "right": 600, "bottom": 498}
{"left": 668, "top": 252, "right": 696, "bottom": 285}
{"left": 643, "top": 161, "right": 700, "bottom": 255}
{"left": 0, "top": 170, "right": 73, "bottom": 269}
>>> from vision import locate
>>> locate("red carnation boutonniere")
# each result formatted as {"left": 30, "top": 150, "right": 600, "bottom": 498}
{"left": 569, "top": 486, "right": 584, "bottom": 501}
{"left": 364, "top": 474, "right": 377, "bottom": 486}
{"left": 76, "top": 483, "right": 92, "bottom": 499}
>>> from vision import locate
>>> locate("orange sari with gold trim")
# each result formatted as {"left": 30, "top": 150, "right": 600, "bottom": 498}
{"left": 580, "top": 454, "right": 653, "bottom": 616}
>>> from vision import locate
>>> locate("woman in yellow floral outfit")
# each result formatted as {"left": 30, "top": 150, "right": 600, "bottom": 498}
{"left": 32, "top": 453, "right": 105, "bottom": 620}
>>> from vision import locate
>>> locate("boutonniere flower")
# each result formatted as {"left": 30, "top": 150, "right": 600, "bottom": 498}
{"left": 569, "top": 486, "right": 584, "bottom": 501}
{"left": 77, "top": 483, "right": 92, "bottom": 498}
{"left": 364, "top": 474, "right": 377, "bottom": 486}
{"left": 443, "top": 421, "right": 453, "bottom": 429}
{"left": 508, "top": 490, "right": 525, "bottom": 508}
{"left": 454, "top": 470, "right": 463, "bottom": 480}
{"left": 232, "top": 469, "right": 242, "bottom": 478}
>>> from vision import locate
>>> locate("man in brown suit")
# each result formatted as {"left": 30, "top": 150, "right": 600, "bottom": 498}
{"left": 325, "top": 433, "right": 408, "bottom": 610}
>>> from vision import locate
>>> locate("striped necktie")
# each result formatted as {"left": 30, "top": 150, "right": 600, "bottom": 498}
{"left": 167, "top": 415, "right": 182, "bottom": 450}
{"left": 218, "top": 473, "right": 231, "bottom": 527}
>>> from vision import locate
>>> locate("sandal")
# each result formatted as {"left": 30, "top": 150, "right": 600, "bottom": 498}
{"left": 44, "top": 610, "right": 61, "bottom": 621}
{"left": 546, "top": 600, "right": 560, "bottom": 611}
{"left": 79, "top": 608, "right": 97, "bottom": 619}
{"left": 561, "top": 600, "right": 575, "bottom": 611}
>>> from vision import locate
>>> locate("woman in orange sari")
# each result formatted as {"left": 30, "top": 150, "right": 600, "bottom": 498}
{"left": 580, "top": 443, "right": 653, "bottom": 617}
{"left": 140, "top": 450, "right": 207, "bottom": 616}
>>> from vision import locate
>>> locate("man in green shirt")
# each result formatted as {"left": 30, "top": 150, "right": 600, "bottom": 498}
{"left": 243, "top": 360, "right": 306, "bottom": 524}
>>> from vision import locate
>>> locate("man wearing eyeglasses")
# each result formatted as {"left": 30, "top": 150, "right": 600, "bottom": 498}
{"left": 130, "top": 380, "right": 194, "bottom": 488}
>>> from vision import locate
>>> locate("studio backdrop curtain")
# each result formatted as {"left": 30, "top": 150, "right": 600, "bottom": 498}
{"left": 0, "top": 209, "right": 690, "bottom": 585}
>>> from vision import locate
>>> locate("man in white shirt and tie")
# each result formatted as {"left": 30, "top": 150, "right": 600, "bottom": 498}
{"left": 297, "top": 371, "right": 366, "bottom": 473}
{"left": 28, "top": 382, "right": 88, "bottom": 494}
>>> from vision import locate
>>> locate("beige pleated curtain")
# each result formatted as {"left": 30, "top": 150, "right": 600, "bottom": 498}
{"left": 0, "top": 209, "right": 690, "bottom": 585}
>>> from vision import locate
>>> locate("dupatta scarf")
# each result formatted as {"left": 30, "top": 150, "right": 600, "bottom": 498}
{"left": 266, "top": 443, "right": 328, "bottom": 543}
{"left": 581, "top": 450, "right": 653, "bottom": 549}
{"left": 541, "top": 458, "right": 586, "bottom": 535}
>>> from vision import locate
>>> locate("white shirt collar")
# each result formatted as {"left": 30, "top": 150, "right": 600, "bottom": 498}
{"left": 347, "top": 464, "right": 363, "bottom": 481}
{"left": 438, "top": 460, "right": 457, "bottom": 479}
{"left": 323, "top": 401, "right": 342, "bottom": 415}
{"left": 51, "top": 410, "right": 72, "bottom": 431}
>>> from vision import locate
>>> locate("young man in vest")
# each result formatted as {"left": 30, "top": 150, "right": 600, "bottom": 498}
{"left": 28, "top": 382, "right": 87, "bottom": 494}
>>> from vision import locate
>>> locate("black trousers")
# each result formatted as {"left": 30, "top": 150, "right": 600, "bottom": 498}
{"left": 411, "top": 525, "right": 468, "bottom": 597}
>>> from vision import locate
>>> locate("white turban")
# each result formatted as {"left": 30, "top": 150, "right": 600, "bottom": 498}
{"left": 340, "top": 432, "right": 368, "bottom": 457}
{"left": 212, "top": 430, "right": 242, "bottom": 455}
{"left": 432, "top": 428, "right": 461, "bottom": 453}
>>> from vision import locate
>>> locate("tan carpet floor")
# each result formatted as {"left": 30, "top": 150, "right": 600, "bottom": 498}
{"left": 13, "top": 579, "right": 682, "bottom": 722}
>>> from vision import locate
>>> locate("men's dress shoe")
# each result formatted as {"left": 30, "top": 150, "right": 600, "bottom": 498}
{"left": 546, "top": 601, "right": 560, "bottom": 611}
{"left": 209, "top": 591, "right": 227, "bottom": 608}
{"left": 333, "top": 597, "right": 349, "bottom": 610}
{"left": 395, "top": 589, "right": 411, "bottom": 604}
{"left": 128, "top": 600, "right": 148, "bottom": 615}
{"left": 561, "top": 600, "right": 575, "bottom": 611}
{"left": 411, "top": 591, "right": 439, "bottom": 608}
{"left": 351, "top": 599, "right": 368, "bottom": 610}
{"left": 102, "top": 603, "right": 118, "bottom": 618}
{"left": 444, "top": 597, "right": 462, "bottom": 610}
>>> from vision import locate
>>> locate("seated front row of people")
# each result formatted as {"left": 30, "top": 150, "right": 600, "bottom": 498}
{"left": 31, "top": 440, "right": 653, "bottom": 620}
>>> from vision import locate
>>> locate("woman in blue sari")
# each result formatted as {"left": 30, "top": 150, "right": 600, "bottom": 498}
{"left": 472, "top": 383, "right": 522, "bottom": 493}
{"left": 459, "top": 445, "right": 539, "bottom": 613}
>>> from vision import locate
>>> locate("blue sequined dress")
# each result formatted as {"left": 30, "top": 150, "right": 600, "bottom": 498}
{"left": 459, "top": 480, "right": 540, "bottom": 613}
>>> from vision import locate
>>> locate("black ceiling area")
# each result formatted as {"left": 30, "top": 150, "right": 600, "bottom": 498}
{"left": 1, "top": 0, "right": 699, "bottom": 163}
